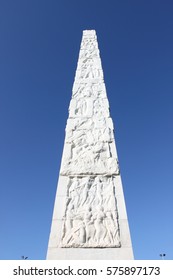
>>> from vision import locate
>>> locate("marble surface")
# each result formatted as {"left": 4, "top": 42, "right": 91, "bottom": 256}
{"left": 47, "top": 30, "right": 133, "bottom": 259}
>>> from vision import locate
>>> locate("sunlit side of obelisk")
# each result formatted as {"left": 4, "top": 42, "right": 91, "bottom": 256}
{"left": 47, "top": 30, "right": 133, "bottom": 259}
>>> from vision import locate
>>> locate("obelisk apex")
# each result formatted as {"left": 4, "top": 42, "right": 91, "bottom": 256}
{"left": 47, "top": 30, "right": 133, "bottom": 259}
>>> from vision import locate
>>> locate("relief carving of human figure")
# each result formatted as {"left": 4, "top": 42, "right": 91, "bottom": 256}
{"left": 72, "top": 144, "right": 95, "bottom": 171}
{"left": 102, "top": 179, "right": 116, "bottom": 211}
{"left": 72, "top": 218, "right": 86, "bottom": 245}
{"left": 79, "top": 177, "right": 91, "bottom": 207}
{"left": 94, "top": 99, "right": 109, "bottom": 117}
{"left": 62, "top": 208, "right": 86, "bottom": 247}
{"left": 61, "top": 203, "right": 75, "bottom": 245}
{"left": 68, "top": 178, "right": 81, "bottom": 209}
{"left": 94, "top": 207, "right": 107, "bottom": 245}
{"left": 92, "top": 177, "right": 103, "bottom": 207}
{"left": 84, "top": 207, "right": 95, "bottom": 245}
{"left": 104, "top": 212, "right": 116, "bottom": 244}
{"left": 75, "top": 99, "right": 88, "bottom": 116}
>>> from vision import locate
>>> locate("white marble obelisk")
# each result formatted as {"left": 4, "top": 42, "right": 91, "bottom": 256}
{"left": 47, "top": 30, "right": 133, "bottom": 259}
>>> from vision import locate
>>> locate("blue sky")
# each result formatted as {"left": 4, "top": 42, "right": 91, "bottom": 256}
{"left": 0, "top": 0, "right": 173, "bottom": 260}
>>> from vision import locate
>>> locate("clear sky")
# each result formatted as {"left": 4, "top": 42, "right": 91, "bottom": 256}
{"left": 0, "top": 0, "right": 173, "bottom": 260}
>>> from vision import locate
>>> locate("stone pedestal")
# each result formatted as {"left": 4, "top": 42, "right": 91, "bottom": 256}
{"left": 46, "top": 30, "right": 133, "bottom": 259}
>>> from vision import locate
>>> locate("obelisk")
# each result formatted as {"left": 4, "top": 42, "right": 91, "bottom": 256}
{"left": 47, "top": 30, "right": 133, "bottom": 259}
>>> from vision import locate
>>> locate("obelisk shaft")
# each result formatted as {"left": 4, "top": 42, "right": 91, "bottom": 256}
{"left": 47, "top": 30, "right": 133, "bottom": 259}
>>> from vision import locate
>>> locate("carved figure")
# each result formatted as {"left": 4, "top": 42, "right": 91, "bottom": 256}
{"left": 69, "top": 179, "right": 80, "bottom": 208}
{"left": 94, "top": 207, "right": 107, "bottom": 244}
{"left": 105, "top": 212, "right": 116, "bottom": 243}
{"left": 84, "top": 207, "right": 95, "bottom": 244}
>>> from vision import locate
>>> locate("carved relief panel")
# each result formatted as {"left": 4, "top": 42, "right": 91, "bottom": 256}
{"left": 69, "top": 98, "right": 93, "bottom": 118}
{"left": 72, "top": 82, "right": 107, "bottom": 99}
{"left": 61, "top": 176, "right": 121, "bottom": 248}
{"left": 60, "top": 141, "right": 119, "bottom": 176}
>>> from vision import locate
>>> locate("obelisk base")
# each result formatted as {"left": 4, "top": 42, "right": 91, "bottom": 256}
{"left": 46, "top": 175, "right": 134, "bottom": 260}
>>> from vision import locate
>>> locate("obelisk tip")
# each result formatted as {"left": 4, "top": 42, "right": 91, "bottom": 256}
{"left": 83, "top": 30, "right": 96, "bottom": 36}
